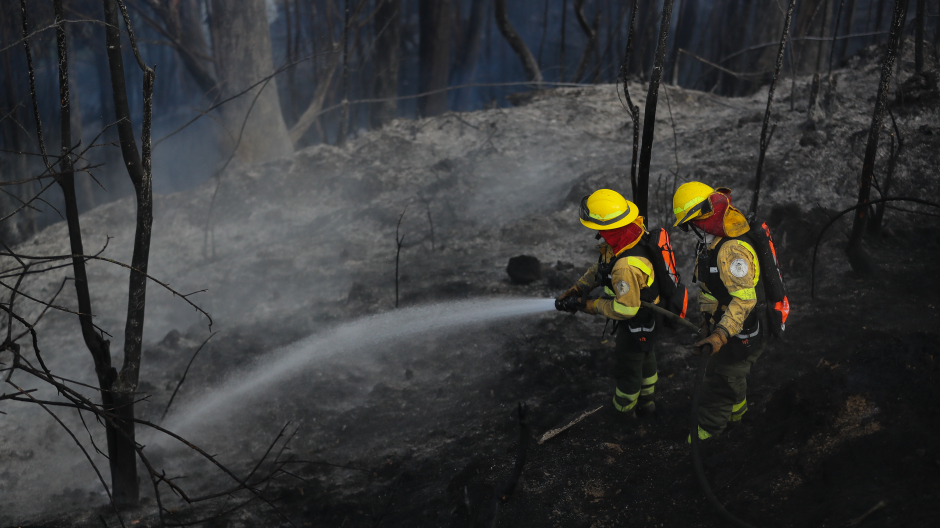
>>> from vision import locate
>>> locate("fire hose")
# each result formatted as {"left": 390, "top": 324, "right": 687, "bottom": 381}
{"left": 639, "top": 301, "right": 758, "bottom": 528}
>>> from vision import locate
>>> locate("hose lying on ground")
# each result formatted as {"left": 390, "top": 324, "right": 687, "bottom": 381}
{"left": 641, "top": 302, "right": 759, "bottom": 528}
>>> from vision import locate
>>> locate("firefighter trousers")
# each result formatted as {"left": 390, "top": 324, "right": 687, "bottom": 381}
{"left": 611, "top": 322, "right": 658, "bottom": 413}
{"left": 697, "top": 336, "right": 766, "bottom": 437}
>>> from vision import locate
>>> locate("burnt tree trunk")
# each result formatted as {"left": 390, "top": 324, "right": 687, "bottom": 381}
{"left": 453, "top": 0, "right": 486, "bottom": 108}
{"left": 838, "top": 0, "right": 858, "bottom": 60}
{"left": 494, "top": 0, "right": 543, "bottom": 83}
{"left": 418, "top": 0, "right": 452, "bottom": 116}
{"left": 209, "top": 0, "right": 293, "bottom": 162}
{"left": 635, "top": 0, "right": 675, "bottom": 218}
{"left": 101, "top": 0, "right": 158, "bottom": 505}
{"left": 371, "top": 0, "right": 401, "bottom": 128}
{"left": 572, "top": 0, "right": 599, "bottom": 83}
{"left": 847, "top": 0, "right": 909, "bottom": 273}
{"left": 750, "top": 0, "right": 797, "bottom": 217}
{"left": 914, "top": 0, "right": 925, "bottom": 73}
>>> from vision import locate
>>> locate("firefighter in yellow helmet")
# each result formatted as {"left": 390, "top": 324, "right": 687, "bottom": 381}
{"left": 555, "top": 189, "right": 661, "bottom": 420}
{"left": 673, "top": 182, "right": 766, "bottom": 442}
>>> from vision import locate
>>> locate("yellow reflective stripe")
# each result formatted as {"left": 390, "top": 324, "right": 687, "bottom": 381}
{"left": 686, "top": 426, "right": 713, "bottom": 444}
{"left": 640, "top": 385, "right": 655, "bottom": 396}
{"left": 730, "top": 288, "right": 757, "bottom": 300}
{"left": 615, "top": 387, "right": 639, "bottom": 401}
{"left": 613, "top": 395, "right": 638, "bottom": 412}
{"left": 625, "top": 257, "right": 654, "bottom": 286}
{"left": 604, "top": 286, "right": 615, "bottom": 296}
{"left": 674, "top": 196, "right": 705, "bottom": 215}
{"left": 701, "top": 292, "right": 718, "bottom": 302}
{"left": 642, "top": 372, "right": 659, "bottom": 386}
{"left": 591, "top": 209, "right": 626, "bottom": 221}
{"left": 732, "top": 399, "right": 747, "bottom": 413}
{"left": 734, "top": 240, "right": 761, "bottom": 286}
{"left": 612, "top": 301, "right": 639, "bottom": 316}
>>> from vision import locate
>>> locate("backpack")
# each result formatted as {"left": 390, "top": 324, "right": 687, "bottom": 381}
{"left": 741, "top": 221, "right": 790, "bottom": 339}
{"left": 647, "top": 228, "right": 689, "bottom": 327}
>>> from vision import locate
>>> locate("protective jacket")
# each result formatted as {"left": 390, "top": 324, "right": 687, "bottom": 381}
{"left": 695, "top": 231, "right": 764, "bottom": 339}
{"left": 576, "top": 242, "right": 659, "bottom": 321}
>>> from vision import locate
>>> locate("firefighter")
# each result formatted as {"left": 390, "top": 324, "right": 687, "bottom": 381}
{"left": 672, "top": 182, "right": 766, "bottom": 442}
{"left": 556, "top": 189, "right": 661, "bottom": 419}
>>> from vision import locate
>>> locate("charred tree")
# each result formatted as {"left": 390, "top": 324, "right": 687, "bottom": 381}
{"left": 101, "top": 0, "right": 158, "bottom": 505}
{"left": 208, "top": 0, "right": 293, "bottom": 163}
{"left": 635, "top": 0, "right": 675, "bottom": 218}
{"left": 838, "top": 0, "right": 859, "bottom": 60}
{"left": 847, "top": 0, "right": 909, "bottom": 273}
{"left": 371, "top": 0, "right": 401, "bottom": 128}
{"left": 453, "top": 0, "right": 486, "bottom": 108}
{"left": 418, "top": 0, "right": 453, "bottom": 116}
{"left": 750, "top": 0, "right": 798, "bottom": 217}
{"left": 914, "top": 0, "right": 925, "bottom": 73}
{"left": 494, "top": 0, "right": 543, "bottom": 83}
{"left": 621, "top": 0, "right": 640, "bottom": 198}
{"left": 572, "top": 0, "right": 599, "bottom": 83}
{"left": 560, "top": 0, "right": 568, "bottom": 81}
{"left": 668, "top": 0, "right": 696, "bottom": 85}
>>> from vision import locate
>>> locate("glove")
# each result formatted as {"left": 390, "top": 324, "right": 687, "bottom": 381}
{"left": 694, "top": 328, "right": 728, "bottom": 356}
{"left": 557, "top": 284, "right": 584, "bottom": 301}
{"left": 579, "top": 299, "right": 597, "bottom": 315}
{"left": 555, "top": 284, "right": 585, "bottom": 313}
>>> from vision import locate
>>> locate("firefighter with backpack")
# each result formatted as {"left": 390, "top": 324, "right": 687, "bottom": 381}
{"left": 672, "top": 181, "right": 789, "bottom": 442}
{"left": 556, "top": 189, "right": 688, "bottom": 420}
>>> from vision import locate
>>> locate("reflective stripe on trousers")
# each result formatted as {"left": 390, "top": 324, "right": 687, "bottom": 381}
{"left": 729, "top": 398, "right": 747, "bottom": 422}
{"left": 613, "top": 387, "right": 640, "bottom": 412}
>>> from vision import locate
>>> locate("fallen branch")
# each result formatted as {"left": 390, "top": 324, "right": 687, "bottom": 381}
{"left": 538, "top": 405, "right": 602, "bottom": 444}
{"left": 161, "top": 332, "right": 218, "bottom": 421}
{"left": 845, "top": 500, "right": 886, "bottom": 527}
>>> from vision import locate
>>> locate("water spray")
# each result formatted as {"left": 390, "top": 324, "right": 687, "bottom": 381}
{"left": 160, "top": 298, "right": 556, "bottom": 439}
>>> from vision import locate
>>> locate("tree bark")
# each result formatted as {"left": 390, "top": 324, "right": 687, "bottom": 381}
{"left": 572, "top": 0, "right": 599, "bottom": 83}
{"left": 209, "top": 0, "right": 293, "bottom": 163}
{"left": 636, "top": 0, "right": 675, "bottom": 218}
{"left": 914, "top": 0, "right": 925, "bottom": 73}
{"left": 371, "top": 0, "right": 401, "bottom": 128}
{"left": 102, "top": 0, "right": 155, "bottom": 505}
{"left": 418, "top": 0, "right": 452, "bottom": 116}
{"left": 838, "top": 0, "right": 858, "bottom": 60}
{"left": 494, "top": 0, "right": 543, "bottom": 83}
{"left": 750, "top": 0, "right": 797, "bottom": 217}
{"left": 847, "top": 0, "right": 909, "bottom": 272}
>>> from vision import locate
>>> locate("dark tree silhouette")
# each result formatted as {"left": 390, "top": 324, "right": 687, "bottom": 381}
{"left": 847, "top": 0, "right": 910, "bottom": 273}
{"left": 494, "top": 0, "right": 543, "bottom": 83}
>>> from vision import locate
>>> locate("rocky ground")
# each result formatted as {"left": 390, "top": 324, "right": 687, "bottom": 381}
{"left": 2, "top": 40, "right": 939, "bottom": 527}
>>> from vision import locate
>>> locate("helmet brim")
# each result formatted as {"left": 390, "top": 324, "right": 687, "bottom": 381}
{"left": 581, "top": 210, "right": 638, "bottom": 230}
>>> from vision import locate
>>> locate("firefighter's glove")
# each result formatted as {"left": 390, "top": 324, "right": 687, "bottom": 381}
{"left": 579, "top": 299, "right": 597, "bottom": 315}
{"left": 555, "top": 284, "right": 585, "bottom": 313}
{"left": 695, "top": 328, "right": 728, "bottom": 356}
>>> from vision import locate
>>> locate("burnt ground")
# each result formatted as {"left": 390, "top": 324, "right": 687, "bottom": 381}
{"left": 3, "top": 40, "right": 940, "bottom": 527}
{"left": 201, "top": 212, "right": 940, "bottom": 528}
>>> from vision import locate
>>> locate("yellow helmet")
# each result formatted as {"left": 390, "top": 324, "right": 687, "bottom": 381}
{"left": 672, "top": 181, "right": 715, "bottom": 227}
{"left": 579, "top": 189, "right": 638, "bottom": 230}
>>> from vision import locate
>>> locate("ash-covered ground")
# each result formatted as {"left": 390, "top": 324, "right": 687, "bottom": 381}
{"left": 2, "top": 41, "right": 939, "bottom": 527}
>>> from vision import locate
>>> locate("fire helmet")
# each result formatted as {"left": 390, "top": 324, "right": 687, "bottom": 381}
{"left": 672, "top": 181, "right": 716, "bottom": 227}
{"left": 579, "top": 189, "right": 639, "bottom": 230}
